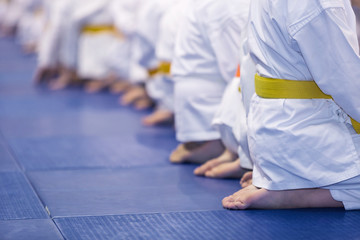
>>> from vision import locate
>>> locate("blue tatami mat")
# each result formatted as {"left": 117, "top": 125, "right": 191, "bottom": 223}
{"left": 2, "top": 29, "right": 360, "bottom": 240}
{"left": 10, "top": 134, "right": 177, "bottom": 170}
{"left": 0, "top": 219, "right": 63, "bottom": 240}
{"left": 0, "top": 110, "right": 175, "bottom": 139}
{"left": 0, "top": 172, "right": 48, "bottom": 220}
{"left": 27, "top": 165, "right": 239, "bottom": 217}
{"left": 55, "top": 209, "right": 360, "bottom": 240}
{"left": 0, "top": 135, "right": 19, "bottom": 172}
{"left": 0, "top": 92, "right": 123, "bottom": 118}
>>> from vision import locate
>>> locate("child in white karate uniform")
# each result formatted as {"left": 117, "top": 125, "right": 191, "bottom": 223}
{"left": 142, "top": 0, "right": 188, "bottom": 126}
{"left": 170, "top": 0, "right": 251, "bottom": 164}
{"left": 223, "top": 0, "right": 360, "bottom": 210}
{"left": 120, "top": 0, "right": 180, "bottom": 110}
{"left": 194, "top": 29, "right": 255, "bottom": 180}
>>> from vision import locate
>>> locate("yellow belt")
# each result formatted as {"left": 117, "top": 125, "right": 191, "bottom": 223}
{"left": 81, "top": 25, "right": 124, "bottom": 39}
{"left": 158, "top": 61, "right": 171, "bottom": 75}
{"left": 255, "top": 74, "right": 360, "bottom": 134}
{"left": 147, "top": 61, "right": 171, "bottom": 77}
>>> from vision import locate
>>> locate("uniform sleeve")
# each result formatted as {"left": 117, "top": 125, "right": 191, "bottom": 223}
{"left": 293, "top": 6, "right": 360, "bottom": 122}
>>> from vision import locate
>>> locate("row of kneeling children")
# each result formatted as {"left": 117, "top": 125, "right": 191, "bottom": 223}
{"left": 2, "top": 0, "right": 360, "bottom": 210}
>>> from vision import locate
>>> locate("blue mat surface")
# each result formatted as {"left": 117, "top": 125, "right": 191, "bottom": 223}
{"left": 27, "top": 166, "right": 239, "bottom": 217}
{"left": 0, "top": 219, "right": 63, "bottom": 240}
{"left": 2, "top": 31, "right": 360, "bottom": 240}
{"left": 55, "top": 209, "right": 360, "bottom": 240}
{"left": 0, "top": 143, "right": 19, "bottom": 172}
{"left": 0, "top": 172, "right": 49, "bottom": 220}
{"left": 10, "top": 134, "right": 176, "bottom": 170}
{"left": 0, "top": 134, "right": 20, "bottom": 172}
{"left": 0, "top": 110, "right": 174, "bottom": 138}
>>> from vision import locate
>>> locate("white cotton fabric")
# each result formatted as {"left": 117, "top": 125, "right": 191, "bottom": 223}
{"left": 212, "top": 24, "right": 254, "bottom": 170}
{"left": 1, "top": 0, "right": 27, "bottom": 29}
{"left": 75, "top": 0, "right": 114, "bottom": 79}
{"left": 37, "top": 0, "right": 71, "bottom": 68}
{"left": 146, "top": 0, "right": 189, "bottom": 111}
{"left": 248, "top": 0, "right": 360, "bottom": 209}
{"left": 0, "top": 0, "right": 9, "bottom": 23}
{"left": 172, "top": 0, "right": 250, "bottom": 142}
{"left": 17, "top": 6, "right": 45, "bottom": 49}
{"left": 74, "top": 0, "right": 127, "bottom": 79}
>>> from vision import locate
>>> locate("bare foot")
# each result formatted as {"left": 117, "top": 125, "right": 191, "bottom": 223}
{"left": 194, "top": 149, "right": 237, "bottom": 176}
{"left": 352, "top": 0, "right": 360, "bottom": 8}
{"left": 222, "top": 185, "right": 343, "bottom": 210}
{"left": 23, "top": 43, "right": 37, "bottom": 54}
{"left": 109, "top": 81, "right": 131, "bottom": 94}
{"left": 49, "top": 68, "right": 75, "bottom": 91}
{"left": 142, "top": 109, "right": 173, "bottom": 126}
{"left": 240, "top": 171, "right": 253, "bottom": 188}
{"left": 85, "top": 80, "right": 108, "bottom": 93}
{"left": 0, "top": 25, "right": 16, "bottom": 36}
{"left": 49, "top": 75, "right": 71, "bottom": 91}
{"left": 134, "top": 98, "right": 154, "bottom": 110}
{"left": 204, "top": 160, "right": 248, "bottom": 179}
{"left": 119, "top": 85, "right": 147, "bottom": 106}
{"left": 33, "top": 67, "right": 57, "bottom": 84}
{"left": 170, "top": 140, "right": 225, "bottom": 164}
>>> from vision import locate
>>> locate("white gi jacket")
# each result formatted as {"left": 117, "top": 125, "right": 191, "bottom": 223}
{"left": 0, "top": 0, "right": 9, "bottom": 23}
{"left": 212, "top": 27, "right": 254, "bottom": 170}
{"left": 172, "top": 0, "right": 250, "bottom": 142}
{"left": 248, "top": 0, "right": 360, "bottom": 196}
{"left": 37, "top": 0, "right": 71, "bottom": 68}
{"left": 17, "top": 0, "right": 45, "bottom": 49}
{"left": 146, "top": 0, "right": 189, "bottom": 111}
{"left": 72, "top": 0, "right": 118, "bottom": 79}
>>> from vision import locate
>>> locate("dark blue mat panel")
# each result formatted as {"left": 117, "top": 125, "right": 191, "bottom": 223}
{"left": 0, "top": 172, "right": 49, "bottom": 220}
{"left": 0, "top": 142, "right": 20, "bottom": 172}
{"left": 27, "top": 166, "right": 239, "bottom": 217}
{"left": 54, "top": 209, "right": 360, "bottom": 240}
{"left": 0, "top": 219, "right": 64, "bottom": 240}
{"left": 10, "top": 133, "right": 177, "bottom": 170}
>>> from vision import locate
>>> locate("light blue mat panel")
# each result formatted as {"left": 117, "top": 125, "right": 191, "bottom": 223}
{"left": 0, "top": 110, "right": 174, "bottom": 139}
{"left": 27, "top": 166, "right": 239, "bottom": 217}
{"left": 10, "top": 133, "right": 177, "bottom": 170}
{"left": 0, "top": 219, "right": 64, "bottom": 240}
{"left": 54, "top": 209, "right": 360, "bottom": 240}
{"left": 0, "top": 92, "right": 123, "bottom": 118}
{"left": 0, "top": 172, "right": 49, "bottom": 220}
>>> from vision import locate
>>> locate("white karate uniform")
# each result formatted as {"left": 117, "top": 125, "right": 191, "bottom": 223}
{"left": 1, "top": 0, "right": 27, "bottom": 30}
{"left": 16, "top": 0, "right": 45, "bottom": 49}
{"left": 57, "top": 0, "right": 86, "bottom": 70}
{"left": 106, "top": 0, "right": 142, "bottom": 80}
{"left": 111, "top": 0, "right": 148, "bottom": 82}
{"left": 248, "top": 0, "right": 360, "bottom": 210}
{"left": 37, "top": 0, "right": 70, "bottom": 68}
{"left": 172, "top": 0, "right": 250, "bottom": 142}
{"left": 237, "top": 36, "right": 257, "bottom": 170}
{"left": 75, "top": 0, "right": 116, "bottom": 79}
{"left": 0, "top": 0, "right": 10, "bottom": 24}
{"left": 146, "top": 0, "right": 188, "bottom": 111}
{"left": 127, "top": 0, "right": 181, "bottom": 84}
{"left": 212, "top": 32, "right": 256, "bottom": 170}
